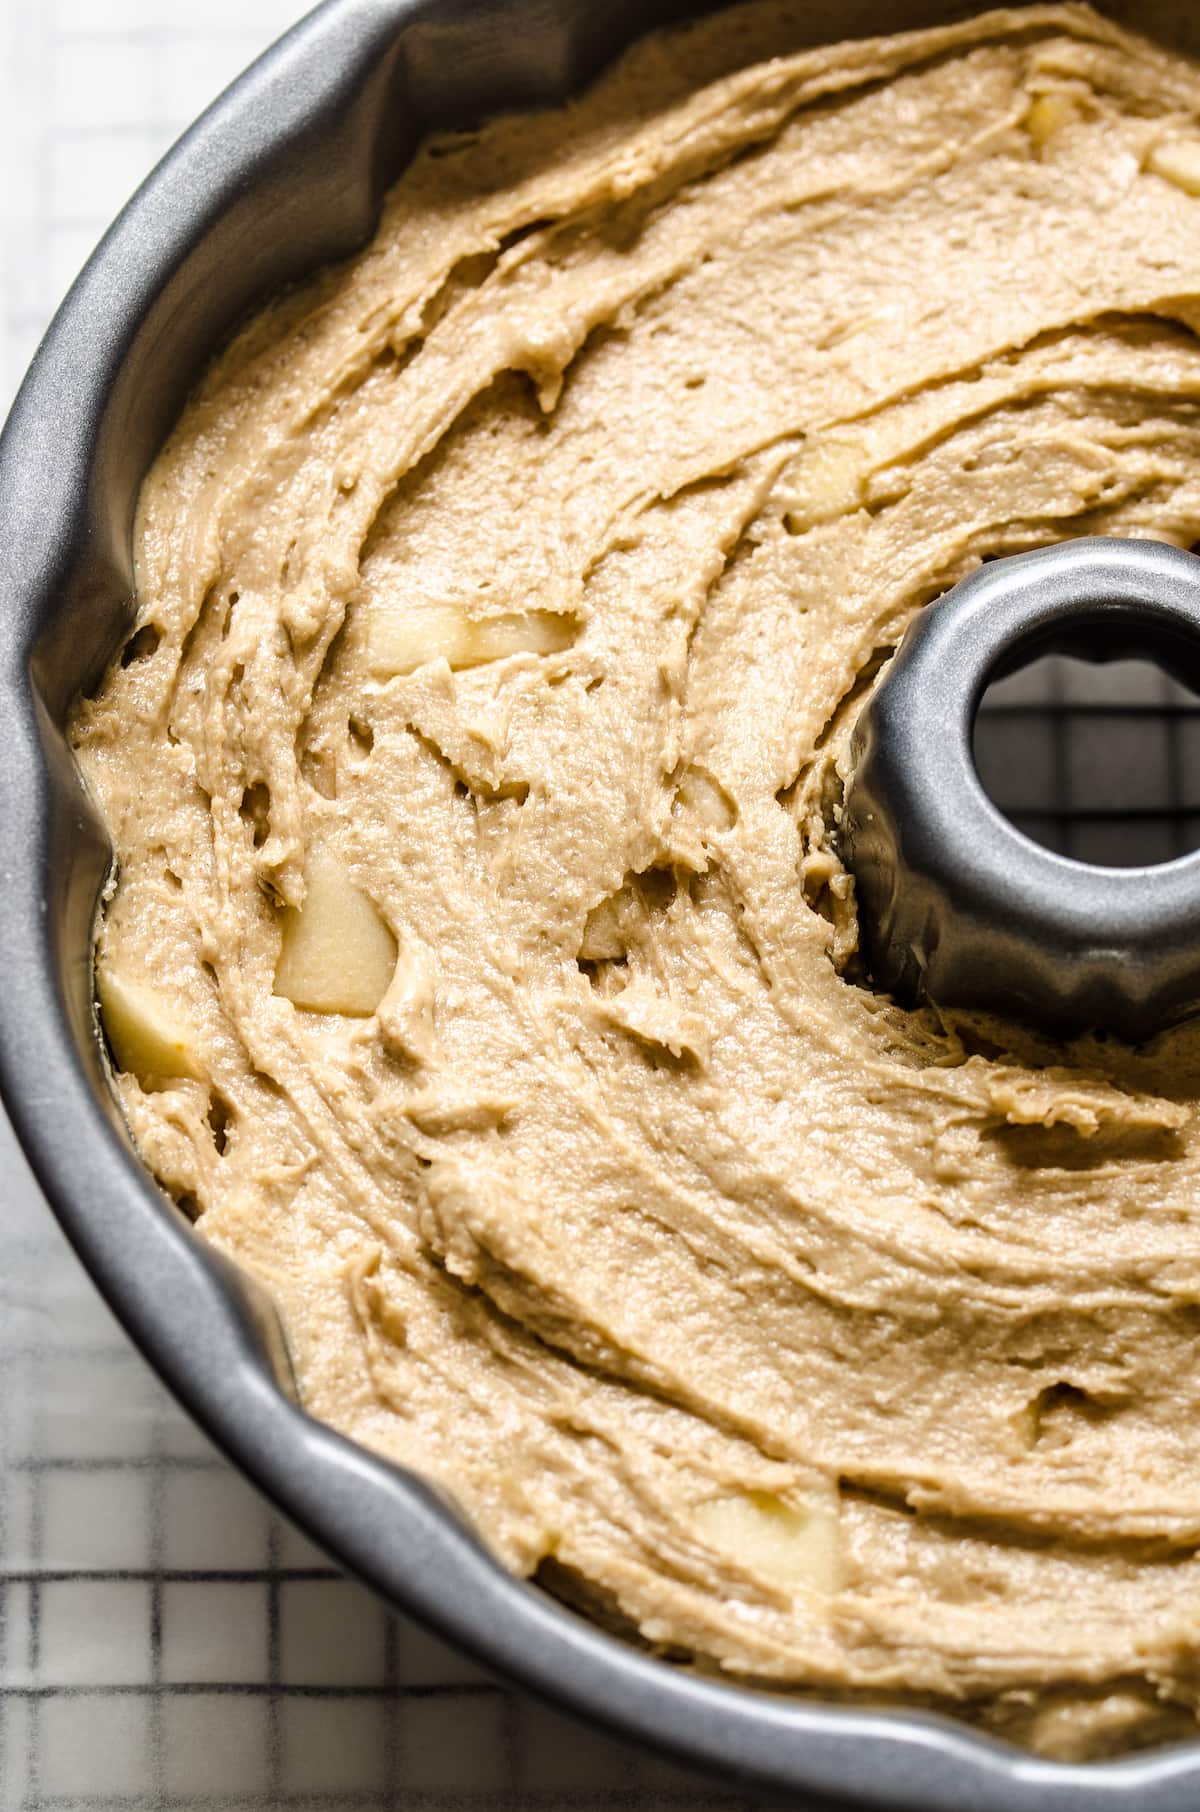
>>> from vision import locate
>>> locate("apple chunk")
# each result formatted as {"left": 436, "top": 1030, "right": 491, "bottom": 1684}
{"left": 96, "top": 961, "right": 205, "bottom": 1085}
{"left": 367, "top": 600, "right": 576, "bottom": 677}
{"left": 782, "top": 439, "right": 864, "bottom": 533}
{"left": 693, "top": 1488, "right": 841, "bottom": 1594}
{"left": 274, "top": 852, "right": 397, "bottom": 1016}
{"left": 1146, "top": 136, "right": 1200, "bottom": 197}
{"left": 1023, "top": 92, "right": 1082, "bottom": 149}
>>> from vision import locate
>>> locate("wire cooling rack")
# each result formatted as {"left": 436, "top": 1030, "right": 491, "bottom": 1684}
{"left": 974, "top": 649, "right": 1200, "bottom": 868}
{"left": 0, "top": 1101, "right": 740, "bottom": 1811}
{"left": 5, "top": 3, "right": 1200, "bottom": 1808}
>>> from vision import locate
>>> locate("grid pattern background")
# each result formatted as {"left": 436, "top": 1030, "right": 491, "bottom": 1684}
{"left": 975, "top": 652, "right": 1200, "bottom": 867}
{"left": 4, "top": 1, "right": 1200, "bottom": 1807}
{"left": 0, "top": 3, "right": 791, "bottom": 1806}
{"left": 0, "top": 1136, "right": 762, "bottom": 1812}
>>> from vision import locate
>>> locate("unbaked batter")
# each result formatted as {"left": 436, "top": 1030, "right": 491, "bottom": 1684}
{"left": 71, "top": 2, "right": 1200, "bottom": 1757}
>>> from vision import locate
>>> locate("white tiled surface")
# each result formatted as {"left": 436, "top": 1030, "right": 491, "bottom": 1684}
{"left": 0, "top": 2, "right": 785, "bottom": 1806}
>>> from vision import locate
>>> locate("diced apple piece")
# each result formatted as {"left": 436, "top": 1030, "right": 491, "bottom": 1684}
{"left": 367, "top": 600, "right": 472, "bottom": 674}
{"left": 783, "top": 440, "right": 864, "bottom": 533}
{"left": 694, "top": 1488, "right": 842, "bottom": 1593}
{"left": 367, "top": 600, "right": 576, "bottom": 676}
{"left": 274, "top": 852, "right": 397, "bottom": 1016}
{"left": 1146, "top": 136, "right": 1200, "bottom": 197}
{"left": 1024, "top": 92, "right": 1081, "bottom": 149}
{"left": 97, "top": 961, "right": 205, "bottom": 1084}
{"left": 675, "top": 767, "right": 736, "bottom": 831}
{"left": 578, "top": 892, "right": 629, "bottom": 962}
{"left": 467, "top": 611, "right": 577, "bottom": 663}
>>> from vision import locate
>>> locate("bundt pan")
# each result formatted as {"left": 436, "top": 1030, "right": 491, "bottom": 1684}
{"left": 5, "top": 0, "right": 1200, "bottom": 1805}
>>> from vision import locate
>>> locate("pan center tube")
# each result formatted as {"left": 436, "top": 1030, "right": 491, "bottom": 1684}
{"left": 840, "top": 538, "right": 1200, "bottom": 1043}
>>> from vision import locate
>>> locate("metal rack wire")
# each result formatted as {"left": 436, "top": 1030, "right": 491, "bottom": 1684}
{"left": 974, "top": 651, "right": 1200, "bottom": 867}
{"left": 0, "top": 1201, "right": 711, "bottom": 1809}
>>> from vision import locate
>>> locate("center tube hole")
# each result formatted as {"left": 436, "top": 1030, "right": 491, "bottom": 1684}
{"left": 973, "top": 643, "right": 1200, "bottom": 867}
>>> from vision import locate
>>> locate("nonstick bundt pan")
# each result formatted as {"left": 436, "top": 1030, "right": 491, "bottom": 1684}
{"left": 6, "top": 1, "right": 1200, "bottom": 1805}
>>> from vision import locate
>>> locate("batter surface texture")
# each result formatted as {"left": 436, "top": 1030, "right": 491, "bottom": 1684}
{"left": 72, "top": 2, "right": 1200, "bottom": 1757}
